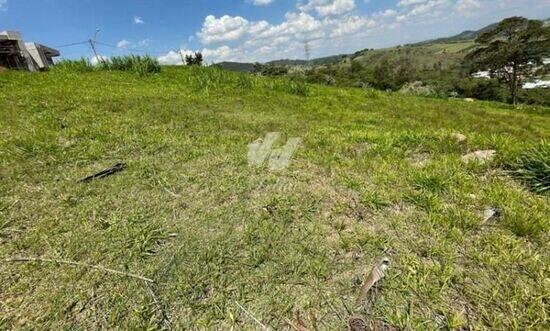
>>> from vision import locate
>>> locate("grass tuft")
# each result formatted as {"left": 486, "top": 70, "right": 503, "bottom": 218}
{"left": 506, "top": 140, "right": 550, "bottom": 195}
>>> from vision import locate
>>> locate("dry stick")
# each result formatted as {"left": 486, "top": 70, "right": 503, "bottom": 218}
{"left": 356, "top": 257, "right": 390, "bottom": 307}
{"left": 4, "top": 257, "right": 154, "bottom": 283}
{"left": 235, "top": 301, "right": 269, "bottom": 330}
{"left": 158, "top": 179, "right": 181, "bottom": 198}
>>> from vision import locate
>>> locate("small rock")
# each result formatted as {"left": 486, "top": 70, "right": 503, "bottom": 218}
{"left": 464, "top": 98, "right": 475, "bottom": 102}
{"left": 408, "top": 152, "right": 430, "bottom": 168}
{"left": 482, "top": 207, "right": 501, "bottom": 223}
{"left": 348, "top": 316, "right": 368, "bottom": 331}
{"left": 461, "top": 150, "right": 496, "bottom": 164}
{"left": 452, "top": 133, "right": 467, "bottom": 143}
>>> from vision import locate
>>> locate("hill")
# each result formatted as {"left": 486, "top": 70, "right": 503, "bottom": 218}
{"left": 214, "top": 61, "right": 256, "bottom": 73}
{"left": 216, "top": 55, "right": 348, "bottom": 72}
{"left": 0, "top": 66, "right": 549, "bottom": 329}
{"left": 408, "top": 22, "right": 498, "bottom": 46}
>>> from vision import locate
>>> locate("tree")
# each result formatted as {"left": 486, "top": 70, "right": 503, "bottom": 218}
{"left": 350, "top": 60, "right": 364, "bottom": 73}
{"left": 466, "top": 17, "right": 550, "bottom": 104}
{"left": 185, "top": 54, "right": 194, "bottom": 66}
{"left": 185, "top": 52, "right": 203, "bottom": 66}
{"left": 373, "top": 58, "right": 417, "bottom": 90}
{"left": 193, "top": 52, "right": 203, "bottom": 66}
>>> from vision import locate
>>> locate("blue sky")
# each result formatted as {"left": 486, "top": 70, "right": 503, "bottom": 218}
{"left": 1, "top": 0, "right": 549, "bottom": 63}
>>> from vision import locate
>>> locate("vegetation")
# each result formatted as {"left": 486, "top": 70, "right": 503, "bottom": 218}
{"left": 99, "top": 55, "right": 161, "bottom": 75}
{"left": 53, "top": 58, "right": 95, "bottom": 72}
{"left": 245, "top": 17, "right": 550, "bottom": 106}
{"left": 185, "top": 52, "right": 204, "bottom": 66}
{"left": 0, "top": 65, "right": 548, "bottom": 329}
{"left": 505, "top": 140, "right": 550, "bottom": 194}
{"left": 53, "top": 55, "right": 161, "bottom": 76}
{"left": 465, "top": 17, "right": 550, "bottom": 104}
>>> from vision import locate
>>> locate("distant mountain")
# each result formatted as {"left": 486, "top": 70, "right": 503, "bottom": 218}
{"left": 214, "top": 62, "right": 256, "bottom": 73}
{"left": 215, "top": 54, "right": 347, "bottom": 72}
{"left": 267, "top": 54, "right": 346, "bottom": 66}
{"left": 409, "top": 22, "right": 498, "bottom": 46}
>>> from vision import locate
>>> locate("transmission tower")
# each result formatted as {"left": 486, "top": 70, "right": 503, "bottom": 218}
{"left": 304, "top": 40, "right": 311, "bottom": 66}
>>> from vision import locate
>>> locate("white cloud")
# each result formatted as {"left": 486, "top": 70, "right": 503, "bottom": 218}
{"left": 134, "top": 16, "right": 144, "bottom": 24}
{"left": 398, "top": 0, "right": 429, "bottom": 6}
{"left": 299, "top": 0, "right": 356, "bottom": 17}
{"left": 202, "top": 45, "right": 234, "bottom": 62}
{"left": 158, "top": 46, "right": 235, "bottom": 65}
{"left": 157, "top": 49, "right": 194, "bottom": 65}
{"left": 116, "top": 40, "right": 131, "bottom": 48}
{"left": 90, "top": 55, "right": 109, "bottom": 65}
{"left": 395, "top": 0, "right": 450, "bottom": 22}
{"left": 377, "top": 9, "right": 397, "bottom": 18}
{"left": 248, "top": 0, "right": 275, "bottom": 5}
{"left": 138, "top": 38, "right": 151, "bottom": 47}
{"left": 329, "top": 15, "right": 375, "bottom": 37}
{"left": 198, "top": 15, "right": 250, "bottom": 44}
{"left": 454, "top": 0, "right": 482, "bottom": 14}
{"left": 0, "top": 0, "right": 7, "bottom": 11}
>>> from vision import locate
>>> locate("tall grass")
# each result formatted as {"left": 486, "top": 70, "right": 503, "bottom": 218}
{"left": 52, "top": 58, "right": 95, "bottom": 72}
{"left": 506, "top": 141, "right": 550, "bottom": 195}
{"left": 53, "top": 55, "right": 160, "bottom": 75}
{"left": 98, "top": 55, "right": 161, "bottom": 75}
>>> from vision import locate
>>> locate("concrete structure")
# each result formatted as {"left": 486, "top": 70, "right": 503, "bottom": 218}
{"left": 0, "top": 31, "right": 59, "bottom": 71}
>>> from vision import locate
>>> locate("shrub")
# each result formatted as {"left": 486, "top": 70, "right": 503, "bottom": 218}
{"left": 373, "top": 58, "right": 418, "bottom": 90}
{"left": 506, "top": 141, "right": 550, "bottom": 195}
{"left": 518, "top": 88, "right": 550, "bottom": 107}
{"left": 399, "top": 81, "right": 436, "bottom": 97}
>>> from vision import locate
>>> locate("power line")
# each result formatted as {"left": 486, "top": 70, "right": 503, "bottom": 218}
{"left": 53, "top": 41, "right": 89, "bottom": 48}
{"left": 94, "top": 41, "right": 167, "bottom": 55}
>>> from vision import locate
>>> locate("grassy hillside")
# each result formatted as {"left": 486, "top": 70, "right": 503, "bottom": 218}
{"left": 347, "top": 40, "right": 475, "bottom": 72}
{"left": 215, "top": 61, "right": 257, "bottom": 73}
{"left": 0, "top": 66, "right": 549, "bottom": 329}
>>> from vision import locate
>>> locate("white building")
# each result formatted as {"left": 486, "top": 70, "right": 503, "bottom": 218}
{"left": 0, "top": 31, "right": 60, "bottom": 71}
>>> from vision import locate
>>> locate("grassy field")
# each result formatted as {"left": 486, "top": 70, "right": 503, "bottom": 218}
{"left": 0, "top": 66, "right": 549, "bottom": 330}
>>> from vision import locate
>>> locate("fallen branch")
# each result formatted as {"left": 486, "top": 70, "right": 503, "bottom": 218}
{"left": 79, "top": 162, "right": 126, "bottom": 182}
{"left": 356, "top": 257, "right": 390, "bottom": 307}
{"left": 4, "top": 256, "right": 154, "bottom": 283}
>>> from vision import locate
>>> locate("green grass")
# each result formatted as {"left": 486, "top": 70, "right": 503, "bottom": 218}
{"left": 54, "top": 55, "right": 161, "bottom": 75}
{"left": 0, "top": 66, "right": 549, "bottom": 329}
{"left": 504, "top": 140, "right": 550, "bottom": 195}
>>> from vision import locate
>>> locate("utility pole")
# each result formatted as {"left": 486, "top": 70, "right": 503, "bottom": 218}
{"left": 89, "top": 28, "right": 103, "bottom": 64}
{"left": 304, "top": 39, "right": 311, "bottom": 66}
{"left": 89, "top": 39, "right": 100, "bottom": 62}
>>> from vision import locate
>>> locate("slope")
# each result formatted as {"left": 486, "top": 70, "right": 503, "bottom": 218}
{"left": 0, "top": 66, "right": 549, "bottom": 330}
